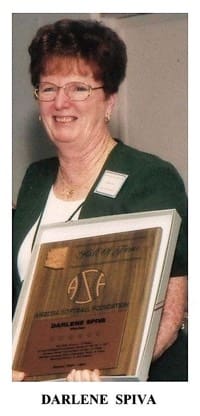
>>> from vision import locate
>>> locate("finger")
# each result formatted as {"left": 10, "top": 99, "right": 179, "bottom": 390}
{"left": 12, "top": 370, "right": 25, "bottom": 381}
{"left": 81, "top": 369, "right": 95, "bottom": 381}
{"left": 66, "top": 368, "right": 101, "bottom": 381}
{"left": 91, "top": 369, "right": 101, "bottom": 381}
{"left": 67, "top": 369, "right": 83, "bottom": 381}
{"left": 77, "top": 369, "right": 100, "bottom": 381}
{"left": 73, "top": 370, "right": 82, "bottom": 381}
{"left": 66, "top": 369, "right": 76, "bottom": 381}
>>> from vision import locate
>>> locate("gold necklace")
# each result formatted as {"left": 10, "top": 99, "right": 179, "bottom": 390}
{"left": 58, "top": 169, "right": 88, "bottom": 199}
{"left": 56, "top": 138, "right": 116, "bottom": 200}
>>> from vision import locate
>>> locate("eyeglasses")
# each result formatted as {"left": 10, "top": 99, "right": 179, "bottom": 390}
{"left": 34, "top": 81, "right": 104, "bottom": 102}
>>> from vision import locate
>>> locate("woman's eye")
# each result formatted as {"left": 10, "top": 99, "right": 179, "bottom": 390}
{"left": 43, "top": 87, "right": 55, "bottom": 93}
{"left": 40, "top": 85, "right": 56, "bottom": 93}
{"left": 74, "top": 85, "right": 88, "bottom": 92}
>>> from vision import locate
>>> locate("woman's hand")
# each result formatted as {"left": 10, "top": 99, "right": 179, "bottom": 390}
{"left": 153, "top": 276, "right": 187, "bottom": 360}
{"left": 12, "top": 370, "right": 26, "bottom": 381}
{"left": 66, "top": 369, "right": 100, "bottom": 381}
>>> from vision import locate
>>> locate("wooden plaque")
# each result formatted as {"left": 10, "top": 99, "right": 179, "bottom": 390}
{"left": 12, "top": 210, "right": 181, "bottom": 381}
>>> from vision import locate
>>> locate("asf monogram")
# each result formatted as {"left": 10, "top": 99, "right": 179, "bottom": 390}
{"left": 67, "top": 269, "right": 106, "bottom": 304}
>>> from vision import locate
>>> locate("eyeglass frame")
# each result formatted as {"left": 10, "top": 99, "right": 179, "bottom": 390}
{"left": 34, "top": 81, "right": 104, "bottom": 102}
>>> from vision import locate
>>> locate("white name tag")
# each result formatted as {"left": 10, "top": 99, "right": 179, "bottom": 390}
{"left": 94, "top": 170, "right": 128, "bottom": 198}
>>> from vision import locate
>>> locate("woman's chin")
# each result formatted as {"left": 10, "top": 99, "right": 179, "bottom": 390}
{"left": 50, "top": 135, "right": 78, "bottom": 147}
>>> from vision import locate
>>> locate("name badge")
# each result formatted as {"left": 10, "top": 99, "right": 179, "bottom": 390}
{"left": 94, "top": 170, "right": 128, "bottom": 198}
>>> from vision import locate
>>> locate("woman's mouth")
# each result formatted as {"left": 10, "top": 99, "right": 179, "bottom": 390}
{"left": 55, "top": 116, "right": 77, "bottom": 123}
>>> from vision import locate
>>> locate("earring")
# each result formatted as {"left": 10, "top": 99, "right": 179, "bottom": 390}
{"left": 105, "top": 112, "right": 111, "bottom": 123}
{"left": 39, "top": 115, "right": 42, "bottom": 121}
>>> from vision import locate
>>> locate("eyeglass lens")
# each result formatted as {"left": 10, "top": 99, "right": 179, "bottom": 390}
{"left": 37, "top": 82, "right": 91, "bottom": 101}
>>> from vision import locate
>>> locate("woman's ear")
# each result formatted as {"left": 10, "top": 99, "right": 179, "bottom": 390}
{"left": 108, "top": 93, "right": 117, "bottom": 112}
{"left": 105, "top": 93, "right": 117, "bottom": 123}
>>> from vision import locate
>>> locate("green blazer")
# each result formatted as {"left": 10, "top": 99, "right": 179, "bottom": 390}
{"left": 13, "top": 141, "right": 187, "bottom": 307}
{"left": 13, "top": 141, "right": 188, "bottom": 380}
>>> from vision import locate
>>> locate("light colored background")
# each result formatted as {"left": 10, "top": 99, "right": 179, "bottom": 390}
{"left": 12, "top": 13, "right": 188, "bottom": 203}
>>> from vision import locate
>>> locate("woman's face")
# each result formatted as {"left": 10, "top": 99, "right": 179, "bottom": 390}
{"left": 38, "top": 58, "right": 115, "bottom": 151}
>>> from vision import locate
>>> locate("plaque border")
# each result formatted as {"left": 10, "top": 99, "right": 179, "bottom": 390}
{"left": 13, "top": 209, "right": 181, "bottom": 381}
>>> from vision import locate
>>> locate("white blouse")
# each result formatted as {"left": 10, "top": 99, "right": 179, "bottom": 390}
{"left": 17, "top": 187, "right": 84, "bottom": 281}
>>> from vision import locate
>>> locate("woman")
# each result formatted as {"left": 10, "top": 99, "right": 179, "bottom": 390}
{"left": 13, "top": 18, "right": 187, "bottom": 381}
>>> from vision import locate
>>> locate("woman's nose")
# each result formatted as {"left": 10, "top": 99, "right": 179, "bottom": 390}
{"left": 54, "top": 87, "right": 71, "bottom": 109}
